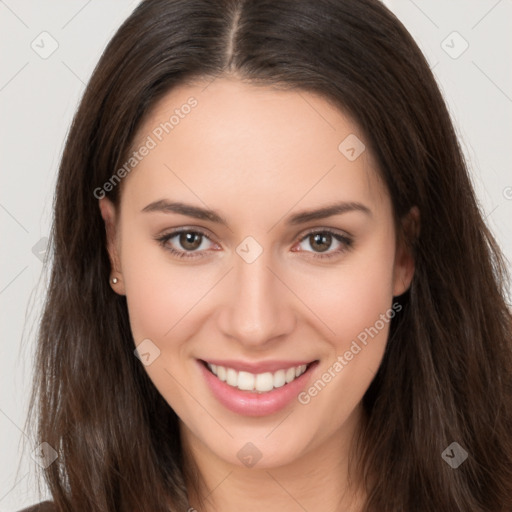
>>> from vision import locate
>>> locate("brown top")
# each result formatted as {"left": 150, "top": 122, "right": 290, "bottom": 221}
{"left": 18, "top": 501, "right": 56, "bottom": 512}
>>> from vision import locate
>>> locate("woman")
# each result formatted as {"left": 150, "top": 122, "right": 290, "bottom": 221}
{"left": 21, "top": 0, "right": 512, "bottom": 510}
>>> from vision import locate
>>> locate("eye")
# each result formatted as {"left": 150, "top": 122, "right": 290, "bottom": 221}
{"left": 155, "top": 229, "right": 218, "bottom": 259}
{"left": 293, "top": 229, "right": 353, "bottom": 259}
{"left": 155, "top": 227, "right": 353, "bottom": 261}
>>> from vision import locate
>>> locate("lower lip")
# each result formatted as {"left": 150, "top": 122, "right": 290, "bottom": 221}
{"left": 197, "top": 360, "right": 319, "bottom": 417}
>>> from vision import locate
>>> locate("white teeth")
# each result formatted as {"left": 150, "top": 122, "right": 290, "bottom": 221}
{"left": 273, "top": 369, "right": 286, "bottom": 388}
{"left": 255, "top": 372, "right": 274, "bottom": 392}
{"left": 285, "top": 367, "right": 296, "bottom": 383}
{"left": 237, "top": 371, "right": 255, "bottom": 391}
{"left": 216, "top": 365, "right": 226, "bottom": 381}
{"left": 226, "top": 368, "right": 238, "bottom": 387}
{"left": 206, "top": 362, "right": 310, "bottom": 393}
{"left": 295, "top": 365, "right": 306, "bottom": 377}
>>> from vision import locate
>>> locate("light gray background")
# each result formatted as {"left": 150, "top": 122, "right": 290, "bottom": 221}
{"left": 1, "top": 1, "right": 511, "bottom": 509}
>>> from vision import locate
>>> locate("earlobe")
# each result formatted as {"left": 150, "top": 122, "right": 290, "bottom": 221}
{"left": 98, "top": 197, "right": 126, "bottom": 295}
{"left": 393, "top": 206, "right": 420, "bottom": 297}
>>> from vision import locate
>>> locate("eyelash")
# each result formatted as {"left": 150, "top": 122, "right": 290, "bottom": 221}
{"left": 155, "top": 228, "right": 353, "bottom": 261}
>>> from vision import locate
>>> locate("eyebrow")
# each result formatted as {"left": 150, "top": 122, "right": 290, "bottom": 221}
{"left": 141, "top": 199, "right": 372, "bottom": 226}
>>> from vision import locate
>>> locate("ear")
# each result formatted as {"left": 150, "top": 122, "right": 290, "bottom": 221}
{"left": 99, "top": 197, "right": 126, "bottom": 295}
{"left": 392, "top": 206, "right": 420, "bottom": 297}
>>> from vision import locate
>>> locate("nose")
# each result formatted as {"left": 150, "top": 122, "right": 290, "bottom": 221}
{"left": 217, "top": 251, "right": 296, "bottom": 348}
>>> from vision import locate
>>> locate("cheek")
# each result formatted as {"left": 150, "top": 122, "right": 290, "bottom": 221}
{"left": 119, "top": 238, "right": 211, "bottom": 417}
{"left": 297, "top": 237, "right": 396, "bottom": 407}
{"left": 120, "top": 233, "right": 213, "bottom": 345}
{"left": 308, "top": 237, "right": 396, "bottom": 346}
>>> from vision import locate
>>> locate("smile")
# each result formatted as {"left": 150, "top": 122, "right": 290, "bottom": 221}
{"left": 198, "top": 359, "right": 320, "bottom": 416}
{"left": 205, "top": 362, "right": 311, "bottom": 393}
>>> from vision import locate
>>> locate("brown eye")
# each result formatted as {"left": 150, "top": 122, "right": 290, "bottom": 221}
{"left": 156, "top": 229, "right": 216, "bottom": 259}
{"left": 308, "top": 233, "right": 332, "bottom": 253}
{"left": 179, "top": 232, "right": 203, "bottom": 251}
{"left": 294, "top": 229, "right": 353, "bottom": 259}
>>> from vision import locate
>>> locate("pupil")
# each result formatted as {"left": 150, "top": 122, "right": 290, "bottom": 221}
{"left": 310, "top": 233, "right": 331, "bottom": 252}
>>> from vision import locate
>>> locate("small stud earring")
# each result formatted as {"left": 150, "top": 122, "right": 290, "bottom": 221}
{"left": 111, "top": 277, "right": 119, "bottom": 284}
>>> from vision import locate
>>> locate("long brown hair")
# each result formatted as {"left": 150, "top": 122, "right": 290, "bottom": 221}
{"left": 25, "top": 0, "right": 512, "bottom": 510}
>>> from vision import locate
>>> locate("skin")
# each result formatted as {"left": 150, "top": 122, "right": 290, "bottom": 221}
{"left": 99, "top": 76, "right": 417, "bottom": 512}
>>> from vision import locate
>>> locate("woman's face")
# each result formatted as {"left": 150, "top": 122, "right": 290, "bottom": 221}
{"left": 100, "top": 77, "right": 414, "bottom": 469}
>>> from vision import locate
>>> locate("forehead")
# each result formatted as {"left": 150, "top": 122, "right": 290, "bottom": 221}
{"left": 121, "top": 77, "right": 389, "bottom": 220}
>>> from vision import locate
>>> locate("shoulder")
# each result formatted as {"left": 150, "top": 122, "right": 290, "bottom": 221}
{"left": 17, "top": 501, "right": 56, "bottom": 512}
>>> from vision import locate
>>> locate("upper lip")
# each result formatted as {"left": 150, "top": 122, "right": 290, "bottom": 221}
{"left": 200, "top": 359, "right": 317, "bottom": 374}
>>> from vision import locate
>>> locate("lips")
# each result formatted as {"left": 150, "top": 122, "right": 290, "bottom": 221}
{"left": 197, "top": 358, "right": 320, "bottom": 416}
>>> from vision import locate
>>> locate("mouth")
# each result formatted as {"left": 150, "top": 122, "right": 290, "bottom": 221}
{"left": 198, "top": 358, "right": 320, "bottom": 416}
{"left": 199, "top": 359, "right": 319, "bottom": 394}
